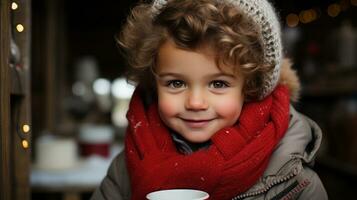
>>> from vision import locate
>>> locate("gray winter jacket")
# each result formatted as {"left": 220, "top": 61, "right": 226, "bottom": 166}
{"left": 91, "top": 106, "right": 328, "bottom": 200}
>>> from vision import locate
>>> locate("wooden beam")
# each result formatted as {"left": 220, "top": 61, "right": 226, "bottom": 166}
{"left": 0, "top": 0, "right": 12, "bottom": 199}
{"left": 11, "top": 0, "right": 32, "bottom": 199}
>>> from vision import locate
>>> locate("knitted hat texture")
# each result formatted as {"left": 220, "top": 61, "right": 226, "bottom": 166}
{"left": 152, "top": 0, "right": 282, "bottom": 99}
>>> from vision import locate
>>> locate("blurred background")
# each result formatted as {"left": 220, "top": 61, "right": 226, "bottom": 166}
{"left": 1, "top": 0, "right": 356, "bottom": 200}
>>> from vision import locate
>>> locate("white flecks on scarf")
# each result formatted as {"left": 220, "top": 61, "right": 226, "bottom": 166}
{"left": 200, "top": 177, "right": 205, "bottom": 181}
{"left": 133, "top": 121, "right": 142, "bottom": 133}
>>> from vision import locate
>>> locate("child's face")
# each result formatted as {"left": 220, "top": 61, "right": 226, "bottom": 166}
{"left": 155, "top": 41, "right": 245, "bottom": 143}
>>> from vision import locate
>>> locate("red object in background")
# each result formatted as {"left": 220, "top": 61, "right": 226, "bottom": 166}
{"left": 78, "top": 124, "right": 114, "bottom": 158}
{"left": 307, "top": 41, "right": 320, "bottom": 56}
{"left": 79, "top": 142, "right": 110, "bottom": 157}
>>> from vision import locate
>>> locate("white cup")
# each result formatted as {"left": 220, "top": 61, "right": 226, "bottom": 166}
{"left": 146, "top": 189, "right": 209, "bottom": 200}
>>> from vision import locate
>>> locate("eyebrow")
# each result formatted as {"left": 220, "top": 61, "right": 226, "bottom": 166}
{"left": 156, "top": 72, "right": 183, "bottom": 78}
{"left": 156, "top": 72, "right": 236, "bottom": 79}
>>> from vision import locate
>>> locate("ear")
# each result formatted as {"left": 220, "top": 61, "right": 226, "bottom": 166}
{"left": 278, "top": 58, "right": 301, "bottom": 102}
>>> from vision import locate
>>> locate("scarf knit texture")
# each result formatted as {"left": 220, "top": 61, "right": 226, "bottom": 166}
{"left": 125, "top": 85, "right": 290, "bottom": 200}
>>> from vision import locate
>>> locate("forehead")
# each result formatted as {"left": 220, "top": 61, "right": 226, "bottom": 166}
{"left": 156, "top": 40, "right": 236, "bottom": 75}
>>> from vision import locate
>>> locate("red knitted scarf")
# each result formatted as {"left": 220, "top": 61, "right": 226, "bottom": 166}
{"left": 125, "top": 85, "right": 290, "bottom": 200}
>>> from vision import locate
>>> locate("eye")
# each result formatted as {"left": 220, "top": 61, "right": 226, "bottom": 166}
{"left": 166, "top": 80, "right": 186, "bottom": 89}
{"left": 210, "top": 80, "right": 229, "bottom": 88}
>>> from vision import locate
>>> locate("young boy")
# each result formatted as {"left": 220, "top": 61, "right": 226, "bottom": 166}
{"left": 91, "top": 0, "right": 328, "bottom": 199}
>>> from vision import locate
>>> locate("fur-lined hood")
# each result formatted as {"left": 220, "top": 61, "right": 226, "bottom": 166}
{"left": 278, "top": 59, "right": 301, "bottom": 102}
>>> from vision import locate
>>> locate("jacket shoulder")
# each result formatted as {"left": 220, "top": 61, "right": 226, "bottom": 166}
{"left": 292, "top": 166, "right": 328, "bottom": 200}
{"left": 242, "top": 163, "right": 328, "bottom": 200}
{"left": 91, "top": 151, "right": 131, "bottom": 200}
{"left": 266, "top": 164, "right": 328, "bottom": 200}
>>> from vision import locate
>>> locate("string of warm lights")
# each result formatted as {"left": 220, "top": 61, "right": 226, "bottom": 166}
{"left": 11, "top": 2, "right": 25, "bottom": 33}
{"left": 11, "top": 1, "right": 30, "bottom": 149}
{"left": 11, "top": 2, "right": 18, "bottom": 10}
{"left": 286, "top": 0, "right": 357, "bottom": 27}
{"left": 22, "top": 125, "right": 30, "bottom": 148}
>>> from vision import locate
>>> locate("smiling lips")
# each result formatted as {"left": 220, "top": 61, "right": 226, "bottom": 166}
{"left": 181, "top": 118, "right": 214, "bottom": 128}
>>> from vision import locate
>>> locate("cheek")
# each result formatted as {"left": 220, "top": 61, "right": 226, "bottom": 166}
{"left": 158, "top": 94, "right": 180, "bottom": 117}
{"left": 215, "top": 96, "right": 244, "bottom": 121}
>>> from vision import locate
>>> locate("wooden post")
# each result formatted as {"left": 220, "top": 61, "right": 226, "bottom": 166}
{"left": 1, "top": 0, "right": 32, "bottom": 199}
{"left": 11, "top": 0, "right": 32, "bottom": 199}
{"left": 0, "top": 0, "right": 12, "bottom": 199}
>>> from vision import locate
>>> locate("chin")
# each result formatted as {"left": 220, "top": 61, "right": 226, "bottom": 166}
{"left": 184, "top": 134, "right": 212, "bottom": 143}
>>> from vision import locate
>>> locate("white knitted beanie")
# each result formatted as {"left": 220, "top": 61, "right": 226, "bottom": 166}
{"left": 152, "top": 0, "right": 282, "bottom": 100}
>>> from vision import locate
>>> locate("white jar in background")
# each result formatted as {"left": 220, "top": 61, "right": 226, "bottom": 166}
{"left": 35, "top": 135, "right": 78, "bottom": 170}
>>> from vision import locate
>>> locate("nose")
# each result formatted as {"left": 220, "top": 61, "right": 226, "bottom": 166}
{"left": 185, "top": 89, "right": 208, "bottom": 111}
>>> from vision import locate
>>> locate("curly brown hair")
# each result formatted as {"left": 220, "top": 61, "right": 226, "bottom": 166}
{"left": 117, "top": 0, "right": 275, "bottom": 101}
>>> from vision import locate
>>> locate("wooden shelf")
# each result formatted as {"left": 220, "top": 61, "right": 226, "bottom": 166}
{"left": 301, "top": 67, "right": 357, "bottom": 97}
{"left": 302, "top": 85, "right": 357, "bottom": 98}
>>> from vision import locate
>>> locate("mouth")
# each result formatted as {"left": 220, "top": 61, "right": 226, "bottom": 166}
{"left": 180, "top": 118, "right": 214, "bottom": 128}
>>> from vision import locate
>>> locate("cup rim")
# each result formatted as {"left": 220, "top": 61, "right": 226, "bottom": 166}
{"left": 146, "top": 189, "right": 209, "bottom": 200}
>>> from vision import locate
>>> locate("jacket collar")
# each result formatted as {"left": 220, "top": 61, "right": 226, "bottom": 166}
{"left": 263, "top": 105, "right": 323, "bottom": 176}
